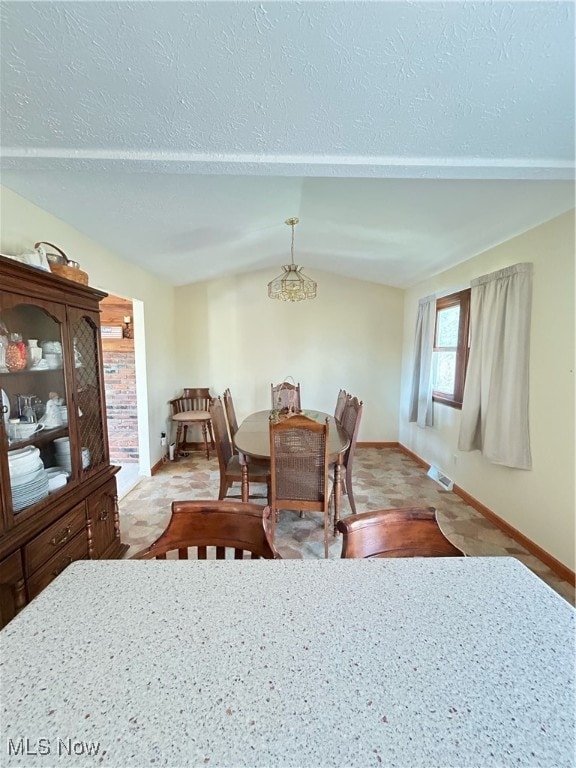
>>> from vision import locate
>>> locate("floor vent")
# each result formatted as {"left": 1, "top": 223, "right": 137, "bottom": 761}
{"left": 427, "top": 465, "right": 454, "bottom": 492}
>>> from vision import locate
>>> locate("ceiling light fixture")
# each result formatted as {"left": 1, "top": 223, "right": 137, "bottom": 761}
{"left": 267, "top": 217, "right": 317, "bottom": 302}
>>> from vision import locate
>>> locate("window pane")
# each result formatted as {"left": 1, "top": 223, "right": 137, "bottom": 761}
{"left": 433, "top": 350, "right": 456, "bottom": 394}
{"left": 436, "top": 305, "right": 460, "bottom": 347}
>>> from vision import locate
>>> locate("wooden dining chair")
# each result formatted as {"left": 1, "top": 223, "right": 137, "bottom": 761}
{"left": 269, "top": 413, "right": 331, "bottom": 558}
{"left": 334, "top": 389, "right": 348, "bottom": 423}
{"left": 271, "top": 381, "right": 301, "bottom": 411}
{"left": 170, "top": 388, "right": 215, "bottom": 460}
{"left": 337, "top": 394, "right": 363, "bottom": 517}
{"left": 337, "top": 507, "right": 464, "bottom": 558}
{"left": 223, "top": 388, "right": 239, "bottom": 443}
{"left": 131, "top": 501, "right": 281, "bottom": 559}
{"left": 210, "top": 397, "right": 270, "bottom": 503}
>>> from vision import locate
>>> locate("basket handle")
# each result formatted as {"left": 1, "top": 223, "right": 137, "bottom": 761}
{"left": 34, "top": 242, "right": 70, "bottom": 264}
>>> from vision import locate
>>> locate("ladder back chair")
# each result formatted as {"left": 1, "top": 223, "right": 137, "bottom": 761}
{"left": 269, "top": 413, "right": 331, "bottom": 558}
{"left": 337, "top": 394, "right": 363, "bottom": 518}
{"left": 170, "top": 388, "right": 215, "bottom": 460}
{"left": 210, "top": 397, "right": 270, "bottom": 503}
{"left": 131, "top": 501, "right": 281, "bottom": 560}
{"left": 334, "top": 389, "right": 349, "bottom": 423}
{"left": 337, "top": 507, "right": 465, "bottom": 559}
{"left": 271, "top": 381, "right": 301, "bottom": 411}
{"left": 223, "top": 388, "right": 239, "bottom": 444}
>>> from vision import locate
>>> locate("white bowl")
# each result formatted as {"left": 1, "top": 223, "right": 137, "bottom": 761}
{"left": 9, "top": 460, "right": 44, "bottom": 479}
{"left": 41, "top": 341, "right": 62, "bottom": 354}
{"left": 44, "top": 353, "right": 62, "bottom": 369}
{"left": 9, "top": 445, "right": 40, "bottom": 458}
{"left": 8, "top": 446, "right": 41, "bottom": 466}
{"left": 48, "top": 474, "right": 68, "bottom": 493}
{"left": 14, "top": 422, "right": 44, "bottom": 440}
{"left": 46, "top": 466, "right": 70, "bottom": 477}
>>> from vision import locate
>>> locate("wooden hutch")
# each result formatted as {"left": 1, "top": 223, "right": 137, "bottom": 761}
{"left": 0, "top": 255, "right": 127, "bottom": 628}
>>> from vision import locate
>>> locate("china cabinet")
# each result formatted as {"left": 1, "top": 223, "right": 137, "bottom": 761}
{"left": 0, "top": 255, "right": 127, "bottom": 628}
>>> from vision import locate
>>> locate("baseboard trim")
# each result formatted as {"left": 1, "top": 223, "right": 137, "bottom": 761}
{"left": 396, "top": 444, "right": 430, "bottom": 469}
{"left": 453, "top": 484, "right": 575, "bottom": 587}
{"left": 397, "top": 443, "right": 575, "bottom": 587}
{"left": 151, "top": 458, "right": 164, "bottom": 476}
{"left": 357, "top": 441, "right": 399, "bottom": 448}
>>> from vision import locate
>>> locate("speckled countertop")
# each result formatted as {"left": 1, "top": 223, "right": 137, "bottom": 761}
{"left": 1, "top": 558, "right": 574, "bottom": 767}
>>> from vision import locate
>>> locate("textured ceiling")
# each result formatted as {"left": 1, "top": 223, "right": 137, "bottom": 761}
{"left": 0, "top": 1, "right": 574, "bottom": 287}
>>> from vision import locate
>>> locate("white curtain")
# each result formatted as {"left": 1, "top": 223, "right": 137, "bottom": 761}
{"left": 458, "top": 263, "right": 533, "bottom": 470}
{"left": 409, "top": 294, "right": 436, "bottom": 428}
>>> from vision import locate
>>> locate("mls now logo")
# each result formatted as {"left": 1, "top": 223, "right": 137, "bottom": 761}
{"left": 7, "top": 738, "right": 101, "bottom": 757}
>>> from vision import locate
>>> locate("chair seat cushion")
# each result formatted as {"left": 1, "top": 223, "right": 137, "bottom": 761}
{"left": 172, "top": 411, "right": 211, "bottom": 422}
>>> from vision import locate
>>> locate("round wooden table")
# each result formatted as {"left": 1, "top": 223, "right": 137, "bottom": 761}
{"left": 234, "top": 410, "right": 349, "bottom": 532}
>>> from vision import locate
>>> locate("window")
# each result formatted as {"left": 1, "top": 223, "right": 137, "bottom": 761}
{"left": 432, "top": 289, "right": 470, "bottom": 408}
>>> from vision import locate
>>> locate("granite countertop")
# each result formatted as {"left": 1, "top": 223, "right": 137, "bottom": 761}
{"left": 1, "top": 557, "right": 574, "bottom": 767}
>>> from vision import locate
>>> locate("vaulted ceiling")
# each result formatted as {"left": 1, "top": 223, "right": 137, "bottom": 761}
{"left": 1, "top": 1, "right": 574, "bottom": 287}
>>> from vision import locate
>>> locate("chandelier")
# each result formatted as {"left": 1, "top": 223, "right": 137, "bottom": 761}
{"left": 267, "top": 217, "right": 317, "bottom": 302}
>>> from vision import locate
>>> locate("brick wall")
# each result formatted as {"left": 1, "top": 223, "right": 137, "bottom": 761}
{"left": 103, "top": 349, "right": 139, "bottom": 464}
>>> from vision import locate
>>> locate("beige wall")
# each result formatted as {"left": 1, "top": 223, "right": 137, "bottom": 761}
{"left": 0, "top": 186, "right": 176, "bottom": 471}
{"left": 175, "top": 269, "right": 404, "bottom": 442}
{"left": 400, "top": 210, "right": 575, "bottom": 569}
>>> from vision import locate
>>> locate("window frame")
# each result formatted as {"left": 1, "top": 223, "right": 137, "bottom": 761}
{"left": 432, "top": 288, "right": 471, "bottom": 409}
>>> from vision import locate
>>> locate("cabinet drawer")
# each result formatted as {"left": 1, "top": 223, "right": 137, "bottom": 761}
{"left": 24, "top": 504, "right": 86, "bottom": 577}
{"left": 27, "top": 531, "right": 88, "bottom": 600}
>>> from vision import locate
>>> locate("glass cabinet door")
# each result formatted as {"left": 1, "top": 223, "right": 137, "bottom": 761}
{"left": 0, "top": 299, "right": 71, "bottom": 520}
{"left": 69, "top": 311, "right": 109, "bottom": 477}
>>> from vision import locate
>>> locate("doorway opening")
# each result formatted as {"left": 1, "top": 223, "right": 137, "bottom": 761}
{"left": 100, "top": 294, "right": 147, "bottom": 498}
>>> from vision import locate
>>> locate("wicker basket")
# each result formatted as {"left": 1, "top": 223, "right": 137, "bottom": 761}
{"left": 34, "top": 241, "right": 89, "bottom": 285}
{"left": 50, "top": 263, "right": 89, "bottom": 284}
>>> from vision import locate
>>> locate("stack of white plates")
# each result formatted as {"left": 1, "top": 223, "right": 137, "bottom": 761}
{"left": 9, "top": 446, "right": 49, "bottom": 511}
{"left": 54, "top": 438, "right": 91, "bottom": 471}
{"left": 54, "top": 437, "right": 72, "bottom": 472}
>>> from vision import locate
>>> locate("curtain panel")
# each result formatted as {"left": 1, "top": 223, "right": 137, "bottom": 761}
{"left": 458, "top": 263, "right": 533, "bottom": 470}
{"left": 409, "top": 294, "right": 436, "bottom": 428}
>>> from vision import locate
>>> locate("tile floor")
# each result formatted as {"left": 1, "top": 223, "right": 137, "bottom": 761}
{"left": 114, "top": 462, "right": 141, "bottom": 500}
{"left": 118, "top": 447, "right": 575, "bottom": 605}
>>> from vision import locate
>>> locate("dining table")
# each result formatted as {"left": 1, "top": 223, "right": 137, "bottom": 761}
{"left": 234, "top": 409, "right": 349, "bottom": 528}
{"left": 1, "top": 557, "right": 574, "bottom": 767}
